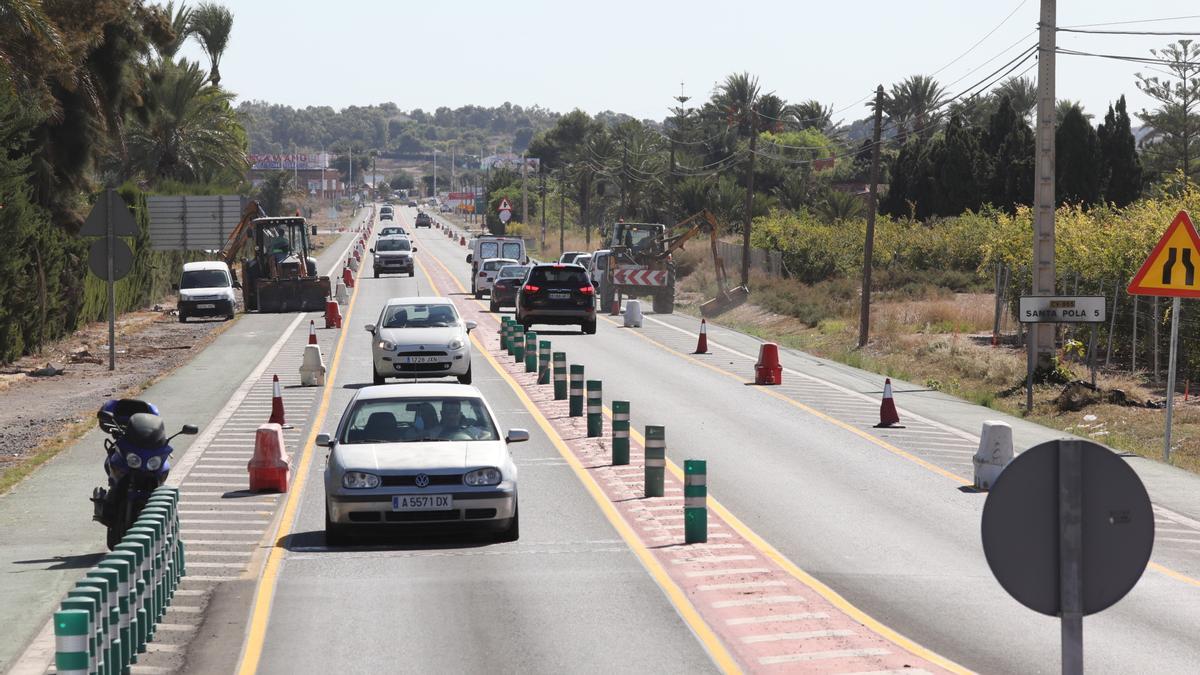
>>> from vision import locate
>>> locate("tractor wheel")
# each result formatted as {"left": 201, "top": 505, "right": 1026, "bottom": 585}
{"left": 653, "top": 290, "right": 674, "bottom": 314}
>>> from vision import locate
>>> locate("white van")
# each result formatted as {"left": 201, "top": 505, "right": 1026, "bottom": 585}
{"left": 467, "top": 236, "right": 527, "bottom": 295}
{"left": 177, "top": 261, "right": 237, "bottom": 322}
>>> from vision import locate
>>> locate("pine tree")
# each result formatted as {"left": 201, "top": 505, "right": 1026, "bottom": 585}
{"left": 1055, "top": 106, "right": 1102, "bottom": 206}
{"left": 983, "top": 97, "right": 1035, "bottom": 211}
{"left": 1098, "top": 96, "right": 1143, "bottom": 206}
{"left": 933, "top": 114, "right": 985, "bottom": 215}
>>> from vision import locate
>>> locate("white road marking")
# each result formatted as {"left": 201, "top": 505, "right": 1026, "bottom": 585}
{"left": 726, "top": 612, "right": 830, "bottom": 625}
{"left": 712, "top": 595, "right": 807, "bottom": 608}
{"left": 758, "top": 648, "right": 891, "bottom": 665}
{"left": 742, "top": 629, "right": 855, "bottom": 644}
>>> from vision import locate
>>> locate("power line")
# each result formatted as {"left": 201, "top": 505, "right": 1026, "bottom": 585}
{"left": 1060, "top": 14, "right": 1200, "bottom": 29}
{"left": 1058, "top": 27, "right": 1200, "bottom": 36}
{"left": 1056, "top": 47, "right": 1200, "bottom": 68}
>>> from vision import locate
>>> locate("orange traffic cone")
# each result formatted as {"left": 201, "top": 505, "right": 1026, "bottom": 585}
{"left": 875, "top": 378, "right": 904, "bottom": 428}
{"left": 248, "top": 423, "right": 289, "bottom": 492}
{"left": 308, "top": 320, "right": 317, "bottom": 345}
{"left": 694, "top": 319, "right": 709, "bottom": 354}
{"left": 268, "top": 374, "right": 286, "bottom": 426}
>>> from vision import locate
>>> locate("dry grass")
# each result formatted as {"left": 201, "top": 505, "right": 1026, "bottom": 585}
{"left": 676, "top": 269, "right": 1199, "bottom": 474}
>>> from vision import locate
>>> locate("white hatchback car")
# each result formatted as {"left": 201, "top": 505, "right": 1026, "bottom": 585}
{"left": 474, "top": 257, "right": 519, "bottom": 299}
{"left": 366, "top": 297, "right": 477, "bottom": 385}
{"left": 320, "top": 383, "right": 527, "bottom": 544}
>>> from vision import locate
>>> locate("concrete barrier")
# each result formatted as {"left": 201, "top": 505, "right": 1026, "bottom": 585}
{"left": 623, "top": 298, "right": 643, "bottom": 327}
{"left": 973, "top": 421, "right": 1014, "bottom": 490}
{"left": 299, "top": 344, "right": 326, "bottom": 386}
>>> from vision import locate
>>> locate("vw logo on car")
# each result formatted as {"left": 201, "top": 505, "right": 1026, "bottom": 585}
{"left": 414, "top": 473, "right": 430, "bottom": 488}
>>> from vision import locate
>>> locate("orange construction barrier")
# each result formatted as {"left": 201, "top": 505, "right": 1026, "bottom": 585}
{"left": 248, "top": 423, "right": 289, "bottom": 492}
{"left": 342, "top": 266, "right": 355, "bottom": 289}
{"left": 754, "top": 343, "right": 782, "bottom": 385}
{"left": 325, "top": 300, "right": 342, "bottom": 329}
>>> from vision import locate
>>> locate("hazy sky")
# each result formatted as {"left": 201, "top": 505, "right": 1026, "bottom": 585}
{"left": 178, "top": 1, "right": 1200, "bottom": 125}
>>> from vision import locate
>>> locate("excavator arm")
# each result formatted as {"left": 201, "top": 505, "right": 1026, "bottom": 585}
{"left": 661, "top": 209, "right": 750, "bottom": 317}
{"left": 217, "top": 200, "right": 267, "bottom": 266}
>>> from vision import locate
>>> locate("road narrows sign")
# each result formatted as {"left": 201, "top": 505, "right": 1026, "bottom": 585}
{"left": 1127, "top": 210, "right": 1200, "bottom": 297}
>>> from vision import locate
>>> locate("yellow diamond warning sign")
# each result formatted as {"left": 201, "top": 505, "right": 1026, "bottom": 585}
{"left": 1128, "top": 210, "right": 1200, "bottom": 298}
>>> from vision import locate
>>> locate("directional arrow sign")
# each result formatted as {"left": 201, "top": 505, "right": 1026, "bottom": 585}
{"left": 1128, "top": 210, "right": 1200, "bottom": 297}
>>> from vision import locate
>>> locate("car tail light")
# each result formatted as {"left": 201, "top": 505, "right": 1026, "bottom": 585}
{"left": 523, "top": 284, "right": 540, "bottom": 293}
{"left": 580, "top": 286, "right": 595, "bottom": 295}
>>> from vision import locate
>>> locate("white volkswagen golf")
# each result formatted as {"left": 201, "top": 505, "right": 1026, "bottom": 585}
{"left": 366, "top": 297, "right": 476, "bottom": 385}
{"left": 320, "top": 383, "right": 526, "bottom": 545}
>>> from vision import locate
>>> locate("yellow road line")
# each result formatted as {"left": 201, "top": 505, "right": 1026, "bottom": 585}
{"left": 236, "top": 277, "right": 364, "bottom": 675}
{"left": 417, "top": 257, "right": 742, "bottom": 674}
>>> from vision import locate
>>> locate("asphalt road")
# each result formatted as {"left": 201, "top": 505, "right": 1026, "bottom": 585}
{"left": 408, "top": 212, "right": 1200, "bottom": 674}
{"left": 251, "top": 208, "right": 716, "bottom": 674}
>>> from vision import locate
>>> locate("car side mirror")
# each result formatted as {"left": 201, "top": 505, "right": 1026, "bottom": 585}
{"left": 181, "top": 425, "right": 199, "bottom": 435}
{"left": 505, "top": 429, "right": 530, "bottom": 444}
{"left": 316, "top": 433, "right": 332, "bottom": 447}
{"left": 411, "top": 247, "right": 418, "bottom": 253}
{"left": 369, "top": 247, "right": 375, "bottom": 253}
{"left": 466, "top": 254, "right": 473, "bottom": 263}
{"left": 364, "top": 324, "right": 375, "bottom": 333}
{"left": 465, "top": 320, "right": 477, "bottom": 332}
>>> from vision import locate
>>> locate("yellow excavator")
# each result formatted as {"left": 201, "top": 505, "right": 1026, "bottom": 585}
{"left": 217, "top": 201, "right": 330, "bottom": 312}
{"left": 605, "top": 209, "right": 750, "bottom": 316}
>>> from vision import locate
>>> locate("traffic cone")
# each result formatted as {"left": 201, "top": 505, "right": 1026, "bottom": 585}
{"left": 248, "top": 423, "right": 289, "bottom": 492}
{"left": 308, "top": 320, "right": 317, "bottom": 345}
{"left": 694, "top": 319, "right": 709, "bottom": 354}
{"left": 268, "top": 374, "right": 286, "bottom": 426}
{"left": 875, "top": 378, "right": 905, "bottom": 428}
{"left": 325, "top": 300, "right": 343, "bottom": 328}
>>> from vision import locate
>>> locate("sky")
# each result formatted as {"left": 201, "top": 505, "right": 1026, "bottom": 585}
{"left": 178, "top": 0, "right": 1200, "bottom": 126}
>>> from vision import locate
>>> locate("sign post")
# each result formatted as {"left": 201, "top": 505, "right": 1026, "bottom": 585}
{"left": 1126, "top": 209, "right": 1200, "bottom": 462}
{"left": 1017, "top": 296, "right": 1106, "bottom": 414}
{"left": 81, "top": 189, "right": 137, "bottom": 370}
{"left": 497, "top": 197, "right": 512, "bottom": 234}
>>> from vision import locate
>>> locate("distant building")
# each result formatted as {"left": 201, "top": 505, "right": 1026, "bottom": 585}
{"left": 247, "top": 152, "right": 344, "bottom": 199}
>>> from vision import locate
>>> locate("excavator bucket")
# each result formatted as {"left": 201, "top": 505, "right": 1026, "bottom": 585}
{"left": 255, "top": 276, "right": 330, "bottom": 313}
{"left": 699, "top": 285, "right": 750, "bottom": 317}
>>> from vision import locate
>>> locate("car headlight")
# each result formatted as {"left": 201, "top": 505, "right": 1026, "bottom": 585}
{"left": 378, "top": 340, "right": 396, "bottom": 351}
{"left": 145, "top": 455, "right": 163, "bottom": 471}
{"left": 464, "top": 467, "right": 502, "bottom": 486}
{"left": 125, "top": 453, "right": 143, "bottom": 469}
{"left": 342, "top": 471, "right": 380, "bottom": 489}
{"left": 447, "top": 338, "right": 464, "bottom": 350}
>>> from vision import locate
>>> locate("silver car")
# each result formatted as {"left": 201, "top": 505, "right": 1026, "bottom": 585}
{"left": 319, "top": 383, "right": 527, "bottom": 544}
{"left": 366, "top": 297, "right": 476, "bottom": 385}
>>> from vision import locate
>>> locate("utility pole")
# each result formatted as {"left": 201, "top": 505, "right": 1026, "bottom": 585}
{"left": 540, "top": 168, "right": 547, "bottom": 250}
{"left": 521, "top": 151, "right": 529, "bottom": 224}
{"left": 741, "top": 123, "right": 757, "bottom": 287}
{"left": 349, "top": 147, "right": 354, "bottom": 200}
{"left": 432, "top": 149, "right": 437, "bottom": 199}
{"left": 859, "top": 86, "right": 886, "bottom": 348}
{"left": 559, "top": 167, "right": 566, "bottom": 254}
{"left": 1031, "top": 0, "right": 1058, "bottom": 385}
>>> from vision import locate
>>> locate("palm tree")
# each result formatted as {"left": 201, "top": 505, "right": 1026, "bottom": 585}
{"left": 0, "top": 0, "right": 67, "bottom": 98}
{"left": 885, "top": 75, "right": 947, "bottom": 143}
{"left": 159, "top": 1, "right": 194, "bottom": 58}
{"left": 717, "top": 72, "right": 764, "bottom": 286}
{"left": 126, "top": 58, "right": 247, "bottom": 183}
{"left": 1056, "top": 99, "right": 1092, "bottom": 124}
{"left": 994, "top": 76, "right": 1037, "bottom": 122}
{"left": 814, "top": 190, "right": 865, "bottom": 223}
{"left": 786, "top": 99, "right": 833, "bottom": 131}
{"left": 189, "top": 2, "right": 232, "bottom": 86}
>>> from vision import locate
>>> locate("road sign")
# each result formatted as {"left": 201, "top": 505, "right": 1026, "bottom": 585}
{"left": 147, "top": 195, "right": 244, "bottom": 250}
{"left": 1018, "top": 296, "right": 1106, "bottom": 323}
{"left": 499, "top": 209, "right": 512, "bottom": 223}
{"left": 87, "top": 238, "right": 133, "bottom": 280}
{"left": 498, "top": 198, "right": 512, "bottom": 212}
{"left": 80, "top": 189, "right": 138, "bottom": 236}
{"left": 1127, "top": 210, "right": 1200, "bottom": 297}
{"left": 982, "top": 439, "right": 1153, "bottom": 673}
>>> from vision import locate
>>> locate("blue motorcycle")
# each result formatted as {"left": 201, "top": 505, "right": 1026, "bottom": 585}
{"left": 91, "top": 399, "right": 198, "bottom": 549}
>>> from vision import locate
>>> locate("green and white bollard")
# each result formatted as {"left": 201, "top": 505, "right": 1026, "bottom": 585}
{"left": 569, "top": 365, "right": 585, "bottom": 417}
{"left": 55, "top": 610, "right": 92, "bottom": 675}
{"left": 586, "top": 380, "right": 603, "bottom": 437}
{"left": 538, "top": 341, "right": 551, "bottom": 384}
{"left": 116, "top": 537, "right": 151, "bottom": 654}
{"left": 612, "top": 401, "right": 630, "bottom": 465}
{"left": 513, "top": 327, "right": 525, "bottom": 362}
{"left": 553, "top": 352, "right": 567, "bottom": 400}
{"left": 684, "top": 460, "right": 708, "bottom": 543}
{"left": 66, "top": 587, "right": 106, "bottom": 675}
{"left": 76, "top": 577, "right": 114, "bottom": 675}
{"left": 644, "top": 426, "right": 665, "bottom": 498}
{"left": 85, "top": 567, "right": 124, "bottom": 672}
{"left": 502, "top": 319, "right": 513, "bottom": 352}
{"left": 525, "top": 331, "right": 539, "bottom": 373}
{"left": 98, "top": 555, "right": 135, "bottom": 668}
{"left": 59, "top": 598, "right": 98, "bottom": 675}
{"left": 505, "top": 321, "right": 516, "bottom": 355}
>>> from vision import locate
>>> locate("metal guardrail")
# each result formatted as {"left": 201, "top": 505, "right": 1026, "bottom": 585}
{"left": 54, "top": 486, "right": 184, "bottom": 675}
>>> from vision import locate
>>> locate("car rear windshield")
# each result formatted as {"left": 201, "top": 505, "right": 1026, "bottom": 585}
{"left": 528, "top": 266, "right": 589, "bottom": 285}
{"left": 497, "top": 265, "right": 529, "bottom": 279}
{"left": 180, "top": 269, "right": 229, "bottom": 289}
{"left": 341, "top": 397, "right": 499, "bottom": 443}
{"left": 376, "top": 238, "right": 411, "bottom": 252}
{"left": 483, "top": 259, "right": 515, "bottom": 271}
{"left": 380, "top": 227, "right": 405, "bottom": 236}
{"left": 501, "top": 242, "right": 523, "bottom": 260}
{"left": 381, "top": 303, "right": 458, "bottom": 328}
{"left": 479, "top": 241, "right": 499, "bottom": 259}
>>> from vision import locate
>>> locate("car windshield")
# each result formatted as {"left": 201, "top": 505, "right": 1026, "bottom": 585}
{"left": 180, "top": 269, "right": 229, "bottom": 289}
{"left": 376, "top": 238, "right": 410, "bottom": 252}
{"left": 497, "top": 265, "right": 528, "bottom": 280}
{"left": 619, "top": 227, "right": 657, "bottom": 248}
{"left": 529, "top": 266, "right": 589, "bottom": 285}
{"left": 380, "top": 227, "right": 405, "bottom": 236}
{"left": 381, "top": 303, "right": 458, "bottom": 328}
{"left": 341, "top": 396, "right": 499, "bottom": 443}
{"left": 483, "top": 258, "right": 515, "bottom": 272}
